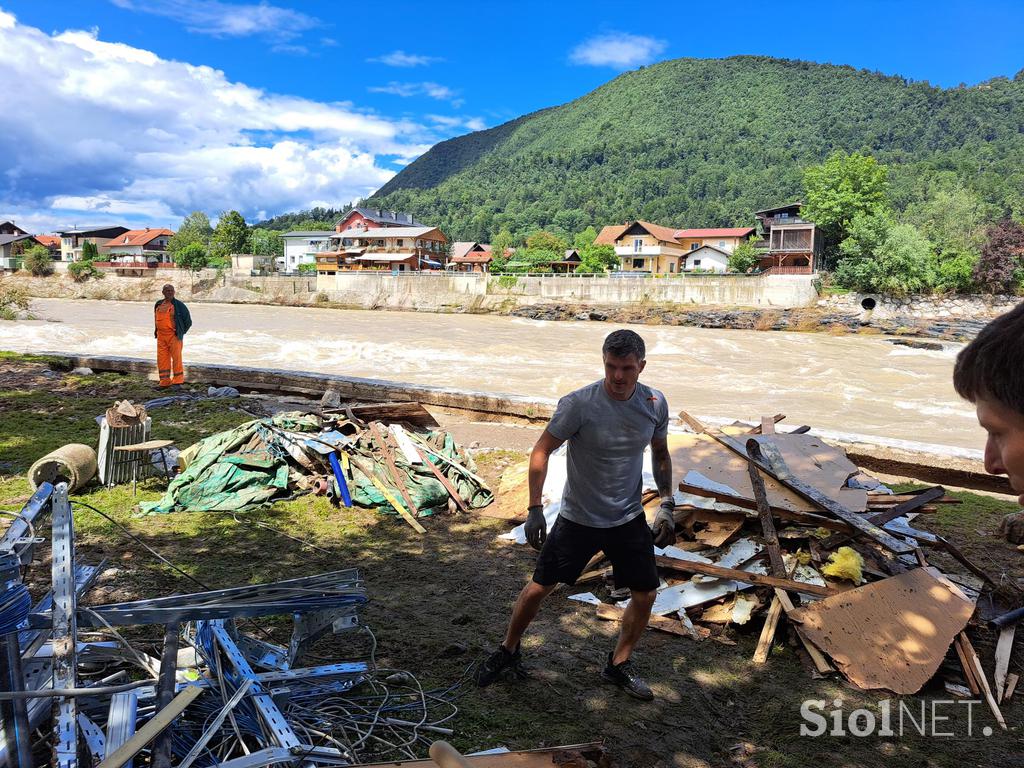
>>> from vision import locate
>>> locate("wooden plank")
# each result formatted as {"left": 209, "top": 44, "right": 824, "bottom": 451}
{"left": 746, "top": 413, "right": 785, "bottom": 435}
{"left": 954, "top": 634, "right": 982, "bottom": 695}
{"left": 752, "top": 596, "right": 784, "bottom": 664}
{"left": 1003, "top": 673, "right": 1019, "bottom": 703}
{"left": 363, "top": 744, "right": 607, "bottom": 767}
{"left": 760, "top": 416, "right": 776, "bottom": 435}
{"left": 338, "top": 401, "right": 439, "bottom": 428}
{"left": 961, "top": 634, "right": 1008, "bottom": 731}
{"left": 415, "top": 446, "right": 470, "bottom": 515}
{"left": 96, "top": 686, "right": 203, "bottom": 768}
{"left": 994, "top": 625, "right": 1016, "bottom": 703}
{"left": 676, "top": 482, "right": 853, "bottom": 532}
{"left": 867, "top": 487, "right": 946, "bottom": 527}
{"left": 653, "top": 555, "right": 836, "bottom": 598}
{"left": 747, "top": 444, "right": 787, "bottom": 578}
{"left": 369, "top": 474, "right": 426, "bottom": 535}
{"left": 595, "top": 602, "right": 702, "bottom": 640}
{"left": 368, "top": 421, "right": 420, "bottom": 517}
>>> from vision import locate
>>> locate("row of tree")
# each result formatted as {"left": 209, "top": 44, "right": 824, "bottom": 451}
{"left": 802, "top": 152, "right": 1024, "bottom": 296}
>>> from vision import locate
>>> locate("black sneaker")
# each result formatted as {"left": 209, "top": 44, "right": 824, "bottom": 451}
{"left": 601, "top": 652, "right": 653, "bottom": 701}
{"left": 475, "top": 643, "right": 526, "bottom": 687}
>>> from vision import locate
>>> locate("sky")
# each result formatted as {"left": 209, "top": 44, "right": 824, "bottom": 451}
{"left": 1, "top": 0, "right": 1022, "bottom": 234}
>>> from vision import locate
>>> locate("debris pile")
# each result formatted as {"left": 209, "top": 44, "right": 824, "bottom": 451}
{"left": 134, "top": 403, "right": 493, "bottom": 532}
{"left": 504, "top": 412, "right": 1020, "bottom": 724}
{"left": 0, "top": 482, "right": 472, "bottom": 767}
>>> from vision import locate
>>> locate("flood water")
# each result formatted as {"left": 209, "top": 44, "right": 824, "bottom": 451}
{"left": 0, "top": 298, "right": 984, "bottom": 456}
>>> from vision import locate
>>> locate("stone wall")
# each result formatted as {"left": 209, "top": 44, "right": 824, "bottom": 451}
{"left": 819, "top": 292, "right": 1021, "bottom": 319}
{"left": 318, "top": 272, "right": 819, "bottom": 309}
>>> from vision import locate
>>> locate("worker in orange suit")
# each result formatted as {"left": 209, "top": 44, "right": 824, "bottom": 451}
{"left": 154, "top": 284, "right": 192, "bottom": 387}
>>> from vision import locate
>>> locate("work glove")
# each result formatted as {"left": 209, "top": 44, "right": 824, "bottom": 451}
{"left": 524, "top": 505, "right": 547, "bottom": 551}
{"left": 652, "top": 497, "right": 677, "bottom": 548}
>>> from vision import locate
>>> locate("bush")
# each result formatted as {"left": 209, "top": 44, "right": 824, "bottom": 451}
{"left": 0, "top": 283, "right": 30, "bottom": 320}
{"left": 932, "top": 249, "right": 977, "bottom": 293}
{"left": 22, "top": 245, "right": 54, "bottom": 276}
{"left": 68, "top": 261, "right": 104, "bottom": 282}
{"left": 834, "top": 223, "right": 935, "bottom": 296}
{"left": 728, "top": 237, "right": 761, "bottom": 273}
{"left": 298, "top": 262, "right": 317, "bottom": 274}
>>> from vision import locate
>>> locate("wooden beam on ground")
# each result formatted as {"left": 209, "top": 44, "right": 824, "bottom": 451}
{"left": 676, "top": 482, "right": 853, "bottom": 533}
{"left": 96, "top": 686, "right": 203, "bottom": 768}
{"left": 954, "top": 633, "right": 982, "bottom": 695}
{"left": 994, "top": 625, "right": 1015, "bottom": 702}
{"left": 368, "top": 422, "right": 420, "bottom": 518}
{"left": 753, "top": 596, "right": 783, "bottom": 665}
{"left": 415, "top": 446, "right": 470, "bottom": 515}
{"left": 748, "top": 443, "right": 787, "bottom": 578}
{"left": 746, "top": 414, "right": 785, "bottom": 435}
{"left": 595, "top": 603, "right": 702, "bottom": 640}
{"left": 653, "top": 555, "right": 836, "bottom": 598}
{"left": 760, "top": 416, "right": 777, "bottom": 435}
{"left": 771, "top": 590, "right": 834, "bottom": 673}
{"left": 961, "top": 633, "right": 1008, "bottom": 731}
{"left": 1003, "top": 673, "right": 1019, "bottom": 704}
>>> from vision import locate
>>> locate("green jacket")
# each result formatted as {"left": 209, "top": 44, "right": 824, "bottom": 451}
{"left": 154, "top": 297, "right": 193, "bottom": 340}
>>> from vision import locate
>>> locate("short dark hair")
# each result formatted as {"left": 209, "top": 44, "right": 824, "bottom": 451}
{"left": 602, "top": 329, "right": 646, "bottom": 361}
{"left": 953, "top": 302, "right": 1024, "bottom": 415}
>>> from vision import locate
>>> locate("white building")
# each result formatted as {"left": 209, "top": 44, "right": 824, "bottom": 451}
{"left": 683, "top": 244, "right": 731, "bottom": 273}
{"left": 279, "top": 231, "right": 333, "bottom": 272}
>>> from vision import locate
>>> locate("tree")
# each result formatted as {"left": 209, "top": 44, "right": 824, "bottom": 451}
{"left": 21, "top": 245, "right": 54, "bottom": 276}
{"left": 491, "top": 229, "right": 513, "bottom": 259}
{"left": 834, "top": 223, "right": 935, "bottom": 296}
{"left": 250, "top": 228, "right": 284, "bottom": 259}
{"left": 68, "top": 261, "right": 103, "bottom": 282}
{"left": 210, "top": 210, "right": 250, "bottom": 262}
{"left": 169, "top": 211, "right": 213, "bottom": 256}
{"left": 80, "top": 241, "right": 99, "bottom": 262}
{"left": 727, "top": 237, "right": 761, "bottom": 273}
{"left": 802, "top": 151, "right": 891, "bottom": 268}
{"left": 576, "top": 245, "right": 617, "bottom": 273}
{"left": 974, "top": 219, "right": 1024, "bottom": 294}
{"left": 175, "top": 242, "right": 209, "bottom": 281}
{"left": 525, "top": 230, "right": 567, "bottom": 254}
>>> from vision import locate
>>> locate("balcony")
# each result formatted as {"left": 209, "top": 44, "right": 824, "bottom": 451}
{"left": 614, "top": 245, "right": 674, "bottom": 257}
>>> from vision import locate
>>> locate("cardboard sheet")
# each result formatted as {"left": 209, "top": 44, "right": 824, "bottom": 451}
{"left": 789, "top": 568, "right": 976, "bottom": 694}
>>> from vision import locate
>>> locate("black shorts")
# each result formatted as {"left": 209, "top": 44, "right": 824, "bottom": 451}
{"left": 532, "top": 513, "right": 659, "bottom": 592}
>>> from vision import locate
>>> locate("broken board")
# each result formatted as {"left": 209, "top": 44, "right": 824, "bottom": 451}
{"left": 789, "top": 568, "right": 976, "bottom": 694}
{"left": 669, "top": 432, "right": 867, "bottom": 515}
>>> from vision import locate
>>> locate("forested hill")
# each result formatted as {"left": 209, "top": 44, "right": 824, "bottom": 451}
{"left": 364, "top": 56, "right": 1024, "bottom": 242}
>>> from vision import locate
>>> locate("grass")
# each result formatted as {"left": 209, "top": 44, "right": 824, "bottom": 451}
{"left": 0, "top": 354, "right": 1021, "bottom": 766}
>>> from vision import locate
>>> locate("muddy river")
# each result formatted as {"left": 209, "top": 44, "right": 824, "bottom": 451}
{"left": 0, "top": 299, "right": 984, "bottom": 456}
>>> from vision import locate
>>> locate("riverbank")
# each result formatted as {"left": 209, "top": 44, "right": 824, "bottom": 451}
{"left": 4, "top": 271, "right": 1016, "bottom": 341}
{"left": 0, "top": 352, "right": 1020, "bottom": 767}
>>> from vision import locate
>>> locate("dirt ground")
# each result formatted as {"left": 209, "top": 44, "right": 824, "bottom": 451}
{"left": 1, "top": 354, "right": 1023, "bottom": 767}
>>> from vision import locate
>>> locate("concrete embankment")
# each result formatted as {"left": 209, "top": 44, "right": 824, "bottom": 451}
{"left": 45, "top": 353, "right": 1010, "bottom": 496}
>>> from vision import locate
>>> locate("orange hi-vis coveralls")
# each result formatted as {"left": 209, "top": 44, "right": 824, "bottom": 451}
{"left": 155, "top": 300, "right": 185, "bottom": 386}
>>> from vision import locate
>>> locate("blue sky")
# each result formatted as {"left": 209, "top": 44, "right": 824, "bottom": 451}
{"left": 1, "top": 0, "right": 1022, "bottom": 233}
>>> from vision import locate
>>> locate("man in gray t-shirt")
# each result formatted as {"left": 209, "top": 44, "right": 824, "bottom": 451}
{"left": 476, "top": 329, "right": 676, "bottom": 701}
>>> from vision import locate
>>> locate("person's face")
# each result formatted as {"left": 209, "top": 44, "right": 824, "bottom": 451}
{"left": 603, "top": 352, "right": 645, "bottom": 400}
{"left": 162, "top": 285, "right": 174, "bottom": 300}
{"left": 976, "top": 395, "right": 1024, "bottom": 506}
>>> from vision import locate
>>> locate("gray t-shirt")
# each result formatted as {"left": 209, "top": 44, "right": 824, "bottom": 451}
{"left": 546, "top": 380, "right": 669, "bottom": 528}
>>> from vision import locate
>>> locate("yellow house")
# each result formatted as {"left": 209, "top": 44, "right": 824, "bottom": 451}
{"left": 595, "top": 221, "right": 688, "bottom": 274}
{"left": 674, "top": 227, "right": 756, "bottom": 255}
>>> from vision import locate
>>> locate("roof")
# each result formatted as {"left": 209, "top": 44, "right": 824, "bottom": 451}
{"left": 675, "top": 227, "right": 755, "bottom": 239}
{"left": 0, "top": 221, "right": 28, "bottom": 235}
{"left": 336, "top": 207, "right": 425, "bottom": 227}
{"left": 335, "top": 226, "right": 443, "bottom": 240}
{"left": 57, "top": 226, "right": 129, "bottom": 237}
{"left": 452, "top": 252, "right": 493, "bottom": 264}
{"left": 594, "top": 224, "right": 627, "bottom": 246}
{"left": 685, "top": 244, "right": 732, "bottom": 259}
{"left": 561, "top": 249, "right": 581, "bottom": 261}
{"left": 103, "top": 228, "right": 175, "bottom": 248}
{"left": 281, "top": 230, "right": 334, "bottom": 238}
{"left": 0, "top": 233, "right": 35, "bottom": 247}
{"left": 34, "top": 235, "right": 60, "bottom": 247}
{"left": 450, "top": 241, "right": 484, "bottom": 260}
{"left": 755, "top": 202, "right": 804, "bottom": 215}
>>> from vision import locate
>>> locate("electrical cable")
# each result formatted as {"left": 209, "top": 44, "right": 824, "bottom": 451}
{"left": 0, "top": 678, "right": 158, "bottom": 700}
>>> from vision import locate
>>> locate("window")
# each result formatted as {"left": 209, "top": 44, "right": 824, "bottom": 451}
{"left": 376, "top": 239, "right": 384, "bottom": 247}
{"left": 397, "top": 239, "right": 404, "bottom": 247}
{"left": 342, "top": 238, "right": 352, "bottom": 247}
{"left": 669, "top": 262, "right": 675, "bottom": 273}
{"left": 693, "top": 259, "right": 702, "bottom": 267}
{"left": 632, "top": 258, "right": 644, "bottom": 269}
{"left": 718, "top": 241, "right": 726, "bottom": 248}
{"left": 690, "top": 242, "right": 699, "bottom": 250}
{"left": 633, "top": 237, "right": 643, "bottom": 252}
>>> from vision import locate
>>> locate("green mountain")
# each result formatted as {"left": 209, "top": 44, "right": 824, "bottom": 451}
{"left": 365, "top": 56, "right": 1024, "bottom": 243}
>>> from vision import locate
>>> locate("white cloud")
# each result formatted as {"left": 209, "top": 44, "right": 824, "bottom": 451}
{"left": 0, "top": 10, "right": 436, "bottom": 231}
{"left": 368, "top": 81, "right": 463, "bottom": 106}
{"left": 426, "top": 114, "right": 487, "bottom": 133}
{"left": 569, "top": 33, "right": 667, "bottom": 69}
{"left": 110, "top": 0, "right": 318, "bottom": 40}
{"left": 368, "top": 50, "right": 442, "bottom": 68}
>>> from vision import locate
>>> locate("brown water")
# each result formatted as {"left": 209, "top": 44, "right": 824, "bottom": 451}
{"left": 1, "top": 298, "right": 983, "bottom": 455}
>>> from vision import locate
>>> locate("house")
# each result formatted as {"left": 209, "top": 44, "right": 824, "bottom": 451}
{"left": 753, "top": 203, "right": 821, "bottom": 273}
{"left": 449, "top": 241, "right": 493, "bottom": 272}
{"left": 674, "top": 227, "right": 755, "bottom": 254}
{"left": 100, "top": 228, "right": 175, "bottom": 265}
{"left": 279, "top": 231, "right": 334, "bottom": 273}
{"left": 333, "top": 207, "right": 425, "bottom": 234}
{"left": 683, "top": 244, "right": 731, "bottom": 273}
{"left": 550, "top": 248, "right": 582, "bottom": 273}
{"left": 34, "top": 234, "right": 61, "bottom": 256}
{"left": 595, "top": 221, "right": 688, "bottom": 274}
{"left": 231, "top": 253, "right": 275, "bottom": 276}
{"left": 0, "top": 233, "right": 38, "bottom": 271}
{"left": 58, "top": 226, "right": 129, "bottom": 262}
{"left": 317, "top": 225, "right": 448, "bottom": 273}
{"left": 0, "top": 221, "right": 28, "bottom": 236}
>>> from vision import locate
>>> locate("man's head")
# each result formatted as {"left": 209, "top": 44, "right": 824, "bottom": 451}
{"left": 162, "top": 284, "right": 175, "bottom": 301}
{"left": 954, "top": 302, "right": 1024, "bottom": 504}
{"left": 602, "top": 329, "right": 646, "bottom": 401}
